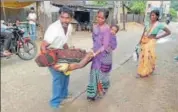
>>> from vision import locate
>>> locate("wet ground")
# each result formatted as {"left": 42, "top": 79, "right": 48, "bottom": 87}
{"left": 59, "top": 32, "right": 178, "bottom": 112}
{"left": 57, "top": 22, "right": 178, "bottom": 112}
{"left": 1, "top": 22, "right": 178, "bottom": 112}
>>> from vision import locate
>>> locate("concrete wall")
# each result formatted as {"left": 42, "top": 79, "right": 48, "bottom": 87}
{"left": 120, "top": 14, "right": 144, "bottom": 24}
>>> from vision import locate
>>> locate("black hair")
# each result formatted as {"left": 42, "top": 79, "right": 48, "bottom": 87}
{"left": 59, "top": 6, "right": 73, "bottom": 18}
{"left": 30, "top": 7, "right": 34, "bottom": 10}
{"left": 111, "top": 25, "right": 119, "bottom": 33}
{"left": 98, "top": 9, "right": 109, "bottom": 19}
{"left": 150, "top": 10, "right": 160, "bottom": 21}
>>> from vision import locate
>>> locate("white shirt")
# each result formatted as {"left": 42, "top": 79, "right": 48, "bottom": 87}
{"left": 28, "top": 13, "right": 37, "bottom": 25}
{"left": 44, "top": 20, "right": 73, "bottom": 49}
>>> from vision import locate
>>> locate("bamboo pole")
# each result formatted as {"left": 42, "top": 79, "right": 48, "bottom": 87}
{"left": 2, "top": 2, "right": 7, "bottom": 21}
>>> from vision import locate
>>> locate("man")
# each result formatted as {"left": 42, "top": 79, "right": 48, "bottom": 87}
{"left": 166, "top": 14, "right": 171, "bottom": 25}
{"left": 174, "top": 56, "right": 178, "bottom": 61}
{"left": 15, "top": 19, "right": 29, "bottom": 37}
{"left": 27, "top": 7, "right": 37, "bottom": 41}
{"left": 0, "top": 20, "right": 14, "bottom": 56}
{"left": 40, "top": 6, "right": 73, "bottom": 109}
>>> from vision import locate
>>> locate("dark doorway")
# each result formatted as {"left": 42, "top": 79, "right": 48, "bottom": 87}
{"left": 74, "top": 11, "right": 90, "bottom": 23}
{"left": 74, "top": 11, "right": 91, "bottom": 31}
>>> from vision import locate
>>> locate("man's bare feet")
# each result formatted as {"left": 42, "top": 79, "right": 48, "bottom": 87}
{"left": 3, "top": 51, "right": 12, "bottom": 56}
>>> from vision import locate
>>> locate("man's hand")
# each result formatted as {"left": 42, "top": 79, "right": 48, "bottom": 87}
{"left": 53, "top": 64, "right": 61, "bottom": 71}
{"left": 70, "top": 46, "right": 75, "bottom": 49}
{"left": 40, "top": 40, "right": 50, "bottom": 53}
{"left": 88, "top": 49, "right": 95, "bottom": 58}
{"left": 63, "top": 43, "right": 69, "bottom": 49}
{"left": 28, "top": 18, "right": 36, "bottom": 22}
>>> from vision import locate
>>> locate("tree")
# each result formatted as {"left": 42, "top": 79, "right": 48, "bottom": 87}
{"left": 169, "top": 8, "right": 177, "bottom": 18}
{"left": 170, "top": 0, "right": 178, "bottom": 11}
{"left": 129, "top": 0, "right": 146, "bottom": 14}
{"left": 93, "top": 1, "right": 107, "bottom": 6}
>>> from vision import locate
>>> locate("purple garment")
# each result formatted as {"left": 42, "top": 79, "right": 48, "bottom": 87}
{"left": 106, "top": 35, "right": 117, "bottom": 52}
{"left": 91, "top": 24, "right": 116, "bottom": 72}
{"left": 87, "top": 24, "right": 116, "bottom": 98}
{"left": 110, "top": 36, "right": 117, "bottom": 50}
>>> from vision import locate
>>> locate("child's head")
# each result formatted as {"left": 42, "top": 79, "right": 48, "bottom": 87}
{"left": 15, "top": 19, "right": 20, "bottom": 25}
{"left": 110, "top": 25, "right": 119, "bottom": 35}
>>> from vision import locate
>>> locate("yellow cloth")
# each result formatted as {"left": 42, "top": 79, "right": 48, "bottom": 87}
{"left": 57, "top": 63, "right": 72, "bottom": 76}
{"left": 1, "top": 2, "right": 34, "bottom": 9}
{"left": 137, "top": 37, "right": 156, "bottom": 77}
{"left": 58, "top": 63, "right": 69, "bottom": 71}
{"left": 64, "top": 71, "right": 72, "bottom": 76}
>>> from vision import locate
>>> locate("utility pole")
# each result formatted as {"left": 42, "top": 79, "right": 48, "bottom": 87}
{"left": 113, "top": 1, "right": 119, "bottom": 25}
{"left": 122, "top": 1, "right": 126, "bottom": 30}
{"left": 160, "top": 0, "right": 164, "bottom": 20}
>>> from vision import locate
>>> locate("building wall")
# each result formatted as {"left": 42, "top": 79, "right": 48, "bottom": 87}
{"left": 146, "top": 1, "right": 170, "bottom": 14}
{"left": 0, "top": 3, "right": 36, "bottom": 22}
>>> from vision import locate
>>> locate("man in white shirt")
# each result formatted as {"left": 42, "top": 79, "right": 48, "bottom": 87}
{"left": 40, "top": 6, "right": 73, "bottom": 109}
{"left": 27, "top": 7, "right": 37, "bottom": 41}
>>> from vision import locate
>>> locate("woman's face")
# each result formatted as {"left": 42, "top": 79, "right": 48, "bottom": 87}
{"left": 150, "top": 12, "right": 158, "bottom": 22}
{"left": 97, "top": 12, "right": 105, "bottom": 25}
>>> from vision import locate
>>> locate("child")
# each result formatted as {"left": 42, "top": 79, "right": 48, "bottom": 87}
{"left": 96, "top": 24, "right": 119, "bottom": 55}
{"left": 110, "top": 24, "right": 119, "bottom": 50}
{"left": 55, "top": 25, "right": 119, "bottom": 75}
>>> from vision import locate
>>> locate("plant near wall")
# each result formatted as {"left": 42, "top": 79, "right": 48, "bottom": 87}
{"left": 169, "top": 8, "right": 177, "bottom": 18}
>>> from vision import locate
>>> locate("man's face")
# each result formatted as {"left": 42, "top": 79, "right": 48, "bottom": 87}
{"left": 59, "top": 12, "right": 72, "bottom": 28}
{"left": 31, "top": 9, "right": 34, "bottom": 13}
{"left": 16, "top": 20, "right": 20, "bottom": 25}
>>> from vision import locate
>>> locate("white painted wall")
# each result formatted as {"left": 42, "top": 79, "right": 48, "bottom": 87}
{"left": 146, "top": 1, "right": 170, "bottom": 14}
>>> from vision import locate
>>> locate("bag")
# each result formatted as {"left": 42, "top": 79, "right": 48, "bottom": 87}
{"left": 133, "top": 44, "right": 140, "bottom": 62}
{"left": 133, "top": 52, "right": 138, "bottom": 62}
{"left": 35, "top": 48, "right": 87, "bottom": 67}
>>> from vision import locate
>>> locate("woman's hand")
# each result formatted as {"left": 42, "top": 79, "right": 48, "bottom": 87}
{"left": 156, "top": 27, "right": 171, "bottom": 39}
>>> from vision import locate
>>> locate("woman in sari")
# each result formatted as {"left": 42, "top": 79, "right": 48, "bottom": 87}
{"left": 86, "top": 9, "right": 114, "bottom": 100}
{"left": 137, "top": 10, "right": 171, "bottom": 78}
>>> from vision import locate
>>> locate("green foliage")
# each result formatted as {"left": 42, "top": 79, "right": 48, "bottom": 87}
{"left": 170, "top": 0, "right": 178, "bottom": 11}
{"left": 169, "top": 8, "right": 177, "bottom": 18}
{"left": 129, "top": 0, "right": 146, "bottom": 14}
{"left": 93, "top": 1, "right": 107, "bottom": 6}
